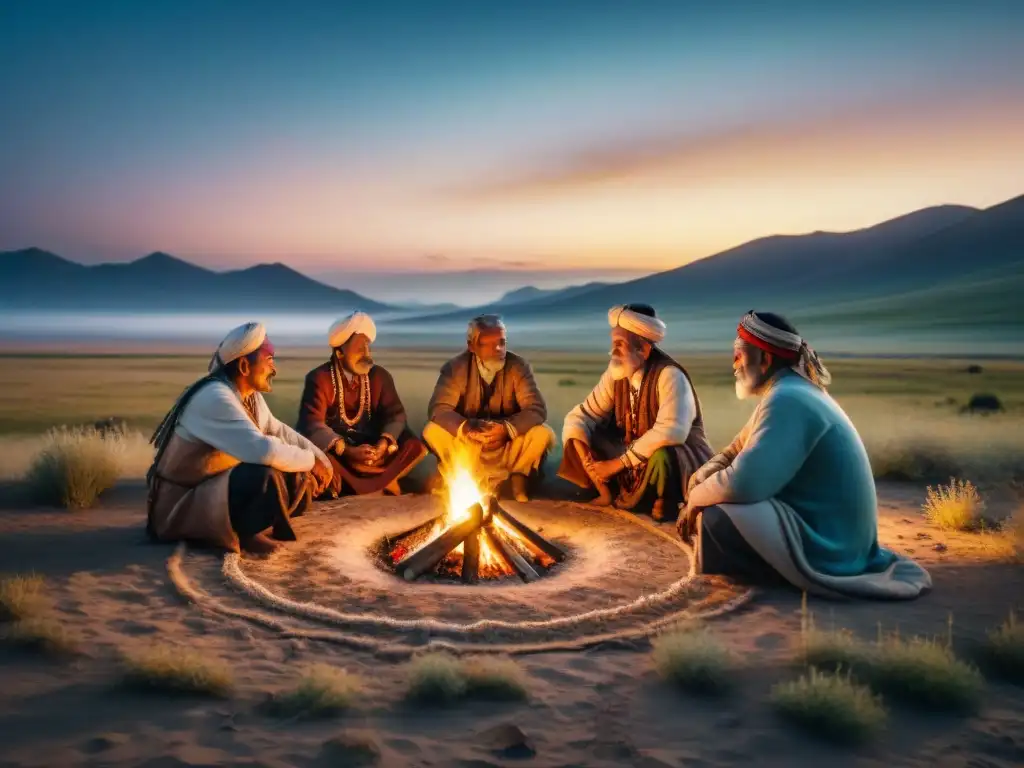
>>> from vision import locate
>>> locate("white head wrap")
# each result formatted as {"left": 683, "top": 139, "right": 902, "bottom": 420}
{"left": 737, "top": 311, "right": 831, "bottom": 389}
{"left": 328, "top": 311, "right": 377, "bottom": 349}
{"left": 208, "top": 322, "right": 267, "bottom": 373}
{"left": 608, "top": 305, "right": 666, "bottom": 344}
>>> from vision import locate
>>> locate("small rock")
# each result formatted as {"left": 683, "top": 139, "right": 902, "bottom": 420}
{"left": 480, "top": 723, "right": 536, "bottom": 759}
{"left": 287, "top": 638, "right": 307, "bottom": 658}
{"left": 317, "top": 734, "right": 381, "bottom": 766}
{"left": 902, "top": 518, "right": 914, "bottom": 524}
{"left": 897, "top": 534, "right": 904, "bottom": 539}
{"left": 933, "top": 543, "right": 948, "bottom": 552}
{"left": 233, "top": 626, "right": 255, "bottom": 642}
{"left": 915, "top": 532, "right": 932, "bottom": 540}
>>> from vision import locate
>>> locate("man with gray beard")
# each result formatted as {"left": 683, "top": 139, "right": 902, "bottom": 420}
{"left": 559, "top": 304, "right": 713, "bottom": 521}
{"left": 678, "top": 311, "right": 931, "bottom": 599}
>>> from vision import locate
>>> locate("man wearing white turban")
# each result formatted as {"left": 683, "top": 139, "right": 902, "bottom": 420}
{"left": 559, "top": 304, "right": 714, "bottom": 521}
{"left": 296, "top": 311, "right": 427, "bottom": 497}
{"left": 677, "top": 311, "right": 931, "bottom": 599}
{"left": 424, "top": 314, "right": 555, "bottom": 502}
{"left": 146, "top": 322, "right": 333, "bottom": 554}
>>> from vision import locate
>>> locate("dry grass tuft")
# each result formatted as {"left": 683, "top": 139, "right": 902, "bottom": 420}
{"left": 771, "top": 668, "right": 886, "bottom": 745}
{"left": 22, "top": 427, "right": 144, "bottom": 508}
{"left": 404, "top": 652, "right": 530, "bottom": 705}
{"left": 803, "top": 626, "right": 871, "bottom": 672}
{"left": 3, "top": 617, "right": 79, "bottom": 656}
{"left": 922, "top": 478, "right": 986, "bottom": 532}
{"left": 265, "top": 664, "right": 363, "bottom": 717}
{"left": 463, "top": 655, "right": 529, "bottom": 700}
{"left": 0, "top": 574, "right": 47, "bottom": 622}
{"left": 979, "top": 611, "right": 1024, "bottom": 685}
{"left": 122, "top": 646, "right": 233, "bottom": 697}
{"left": 651, "top": 626, "right": 735, "bottom": 694}
{"left": 869, "top": 634, "right": 984, "bottom": 713}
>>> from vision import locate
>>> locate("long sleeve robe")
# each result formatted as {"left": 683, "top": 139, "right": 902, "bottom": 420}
{"left": 562, "top": 365, "right": 696, "bottom": 469}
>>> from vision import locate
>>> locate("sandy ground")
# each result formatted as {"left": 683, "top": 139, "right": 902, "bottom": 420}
{"left": 0, "top": 482, "right": 1022, "bottom": 768}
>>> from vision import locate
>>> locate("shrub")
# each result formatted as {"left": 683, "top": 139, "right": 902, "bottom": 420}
{"left": 557, "top": 378, "right": 578, "bottom": 387}
{"left": 0, "top": 574, "right": 46, "bottom": 622}
{"left": 922, "top": 478, "right": 986, "bottom": 532}
{"left": 265, "top": 664, "right": 363, "bottom": 717}
{"left": 122, "top": 646, "right": 233, "bottom": 697}
{"left": 651, "top": 627, "right": 735, "bottom": 694}
{"left": 3, "top": 617, "right": 78, "bottom": 656}
{"left": 979, "top": 611, "right": 1024, "bottom": 685}
{"left": 23, "top": 427, "right": 127, "bottom": 508}
{"left": 771, "top": 668, "right": 885, "bottom": 745}
{"left": 869, "top": 635, "right": 983, "bottom": 713}
{"left": 405, "top": 652, "right": 469, "bottom": 704}
{"left": 463, "top": 655, "right": 529, "bottom": 700}
{"left": 870, "top": 441, "right": 962, "bottom": 483}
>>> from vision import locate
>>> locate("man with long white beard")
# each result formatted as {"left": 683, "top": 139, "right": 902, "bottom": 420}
{"left": 424, "top": 314, "right": 555, "bottom": 501}
{"left": 558, "top": 304, "right": 714, "bottom": 521}
{"left": 677, "top": 311, "right": 931, "bottom": 599}
{"left": 146, "top": 322, "right": 333, "bottom": 555}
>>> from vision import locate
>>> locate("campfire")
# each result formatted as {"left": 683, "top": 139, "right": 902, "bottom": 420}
{"left": 382, "top": 449, "right": 565, "bottom": 583}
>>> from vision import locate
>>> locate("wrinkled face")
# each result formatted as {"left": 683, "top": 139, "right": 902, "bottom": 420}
{"left": 338, "top": 333, "right": 374, "bottom": 376}
{"left": 471, "top": 327, "right": 507, "bottom": 368}
{"left": 733, "top": 339, "right": 770, "bottom": 399}
{"left": 608, "top": 327, "right": 647, "bottom": 381}
{"left": 238, "top": 343, "right": 277, "bottom": 393}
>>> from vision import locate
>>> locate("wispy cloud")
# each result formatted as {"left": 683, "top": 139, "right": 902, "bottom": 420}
{"left": 449, "top": 91, "right": 1024, "bottom": 201}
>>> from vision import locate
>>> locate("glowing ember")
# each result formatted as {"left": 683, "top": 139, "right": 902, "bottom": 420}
{"left": 382, "top": 442, "right": 566, "bottom": 582}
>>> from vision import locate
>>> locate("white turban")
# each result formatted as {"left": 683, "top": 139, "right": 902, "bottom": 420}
{"left": 208, "top": 322, "right": 268, "bottom": 373}
{"left": 608, "top": 305, "right": 666, "bottom": 344}
{"left": 328, "top": 311, "right": 377, "bottom": 349}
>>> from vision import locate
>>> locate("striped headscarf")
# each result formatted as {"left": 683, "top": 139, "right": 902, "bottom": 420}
{"left": 737, "top": 311, "right": 831, "bottom": 389}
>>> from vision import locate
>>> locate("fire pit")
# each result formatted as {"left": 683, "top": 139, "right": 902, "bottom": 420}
{"left": 378, "top": 452, "right": 567, "bottom": 584}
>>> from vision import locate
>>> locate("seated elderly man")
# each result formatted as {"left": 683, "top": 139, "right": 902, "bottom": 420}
{"left": 678, "top": 311, "right": 931, "bottom": 599}
{"left": 423, "top": 314, "right": 555, "bottom": 502}
{"left": 296, "top": 311, "right": 427, "bottom": 498}
{"left": 558, "top": 304, "right": 714, "bottom": 521}
{"left": 146, "top": 322, "right": 333, "bottom": 555}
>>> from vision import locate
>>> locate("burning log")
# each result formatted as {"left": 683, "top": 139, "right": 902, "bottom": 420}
{"left": 486, "top": 525, "right": 539, "bottom": 583}
{"left": 395, "top": 503, "right": 483, "bottom": 581}
{"left": 462, "top": 528, "right": 481, "bottom": 584}
{"left": 488, "top": 498, "right": 566, "bottom": 563}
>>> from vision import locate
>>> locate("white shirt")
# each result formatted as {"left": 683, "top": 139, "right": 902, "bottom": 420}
{"left": 562, "top": 365, "right": 696, "bottom": 468}
{"left": 176, "top": 380, "right": 328, "bottom": 473}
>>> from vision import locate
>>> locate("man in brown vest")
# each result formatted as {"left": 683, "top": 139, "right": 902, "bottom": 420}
{"left": 558, "top": 304, "right": 713, "bottom": 521}
{"left": 146, "top": 322, "right": 333, "bottom": 555}
{"left": 423, "top": 314, "right": 555, "bottom": 502}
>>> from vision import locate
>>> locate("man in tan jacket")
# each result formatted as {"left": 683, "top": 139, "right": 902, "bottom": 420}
{"left": 423, "top": 314, "right": 555, "bottom": 502}
{"left": 146, "top": 322, "right": 332, "bottom": 554}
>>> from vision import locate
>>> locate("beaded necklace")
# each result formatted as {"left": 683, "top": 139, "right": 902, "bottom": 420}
{"left": 330, "top": 362, "right": 371, "bottom": 428}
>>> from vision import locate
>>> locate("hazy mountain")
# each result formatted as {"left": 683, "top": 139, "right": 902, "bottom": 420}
{"left": 396, "top": 197, "right": 1024, "bottom": 327}
{"left": 494, "top": 281, "right": 611, "bottom": 307}
{"left": 0, "top": 250, "right": 394, "bottom": 312}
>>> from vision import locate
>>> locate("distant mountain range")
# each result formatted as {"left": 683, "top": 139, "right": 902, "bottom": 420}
{"left": 398, "top": 193, "right": 1024, "bottom": 332}
{"left": 0, "top": 249, "right": 395, "bottom": 312}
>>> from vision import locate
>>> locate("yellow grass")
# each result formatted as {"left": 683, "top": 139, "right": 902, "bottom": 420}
{"left": 980, "top": 611, "right": 1024, "bottom": 685}
{"left": 0, "top": 351, "right": 1021, "bottom": 487}
{"left": 3, "top": 617, "right": 79, "bottom": 656}
{"left": 21, "top": 427, "right": 152, "bottom": 508}
{"left": 265, "top": 664, "right": 364, "bottom": 717}
{"left": 771, "top": 667, "right": 886, "bottom": 745}
{"left": 122, "top": 646, "right": 233, "bottom": 697}
{"left": 651, "top": 626, "right": 735, "bottom": 694}
{"left": 922, "top": 478, "right": 987, "bottom": 531}
{"left": 0, "top": 574, "right": 47, "bottom": 622}
{"left": 404, "top": 651, "right": 529, "bottom": 704}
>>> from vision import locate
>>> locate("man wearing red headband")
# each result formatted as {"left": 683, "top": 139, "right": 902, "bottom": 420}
{"left": 147, "top": 322, "right": 333, "bottom": 555}
{"left": 678, "top": 311, "right": 931, "bottom": 600}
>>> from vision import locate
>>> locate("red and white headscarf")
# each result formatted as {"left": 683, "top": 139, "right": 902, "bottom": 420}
{"left": 737, "top": 311, "right": 831, "bottom": 388}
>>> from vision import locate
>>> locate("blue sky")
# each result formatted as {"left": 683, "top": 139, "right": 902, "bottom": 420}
{"left": 2, "top": 1, "right": 1023, "bottom": 303}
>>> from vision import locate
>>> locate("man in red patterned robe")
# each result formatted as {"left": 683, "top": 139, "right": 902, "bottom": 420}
{"left": 296, "top": 312, "right": 427, "bottom": 497}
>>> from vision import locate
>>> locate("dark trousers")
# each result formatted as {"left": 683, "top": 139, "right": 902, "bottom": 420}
{"left": 696, "top": 505, "right": 787, "bottom": 586}
{"left": 227, "top": 464, "right": 313, "bottom": 541}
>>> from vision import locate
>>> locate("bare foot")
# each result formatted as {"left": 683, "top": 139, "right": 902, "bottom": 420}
{"left": 240, "top": 532, "right": 280, "bottom": 555}
{"left": 510, "top": 473, "right": 529, "bottom": 503}
{"left": 591, "top": 483, "right": 613, "bottom": 506}
{"left": 384, "top": 479, "right": 402, "bottom": 496}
